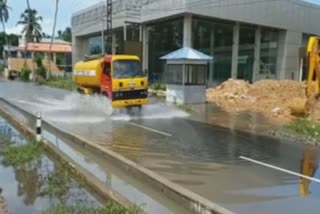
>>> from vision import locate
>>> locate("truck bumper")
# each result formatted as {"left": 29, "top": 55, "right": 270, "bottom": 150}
{"left": 112, "top": 98, "right": 148, "bottom": 108}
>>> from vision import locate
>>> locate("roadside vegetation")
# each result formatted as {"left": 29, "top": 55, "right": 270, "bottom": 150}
{"left": 45, "top": 76, "right": 76, "bottom": 91}
{"left": 41, "top": 202, "right": 140, "bottom": 214}
{"left": 149, "top": 83, "right": 166, "bottom": 91}
{"left": 1, "top": 139, "right": 42, "bottom": 167}
{"left": 176, "top": 104, "right": 194, "bottom": 113}
{"left": 285, "top": 119, "right": 320, "bottom": 140}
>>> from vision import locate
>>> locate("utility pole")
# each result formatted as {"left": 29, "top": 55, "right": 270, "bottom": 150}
{"left": 106, "top": 0, "right": 112, "bottom": 54}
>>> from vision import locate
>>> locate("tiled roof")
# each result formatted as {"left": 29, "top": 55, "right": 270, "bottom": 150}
{"left": 17, "top": 43, "right": 72, "bottom": 53}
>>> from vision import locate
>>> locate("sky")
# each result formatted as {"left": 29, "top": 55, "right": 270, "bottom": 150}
{"left": 5, "top": 0, "right": 320, "bottom": 35}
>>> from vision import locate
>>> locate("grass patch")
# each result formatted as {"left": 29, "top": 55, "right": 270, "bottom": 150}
{"left": 1, "top": 140, "right": 42, "bottom": 167}
{"left": 45, "top": 76, "right": 77, "bottom": 91}
{"left": 149, "top": 83, "right": 166, "bottom": 91}
{"left": 41, "top": 201, "right": 141, "bottom": 214}
{"left": 176, "top": 104, "right": 194, "bottom": 113}
{"left": 285, "top": 119, "right": 320, "bottom": 139}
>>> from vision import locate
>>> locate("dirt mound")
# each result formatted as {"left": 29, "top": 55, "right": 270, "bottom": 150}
{"left": 207, "top": 79, "right": 309, "bottom": 124}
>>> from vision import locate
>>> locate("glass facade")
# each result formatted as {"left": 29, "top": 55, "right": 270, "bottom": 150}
{"left": 126, "top": 25, "right": 140, "bottom": 42}
{"left": 192, "top": 18, "right": 233, "bottom": 85}
{"left": 260, "top": 28, "right": 279, "bottom": 78}
{"left": 238, "top": 26, "right": 255, "bottom": 82}
{"left": 88, "top": 36, "right": 102, "bottom": 55}
{"left": 148, "top": 18, "right": 183, "bottom": 83}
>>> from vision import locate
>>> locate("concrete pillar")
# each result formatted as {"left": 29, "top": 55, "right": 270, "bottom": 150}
{"left": 231, "top": 22, "right": 240, "bottom": 79}
{"left": 142, "top": 25, "right": 149, "bottom": 73}
{"left": 276, "top": 31, "right": 302, "bottom": 80}
{"left": 112, "top": 32, "right": 116, "bottom": 54}
{"left": 139, "top": 25, "right": 143, "bottom": 42}
{"left": 209, "top": 28, "right": 215, "bottom": 86}
{"left": 253, "top": 27, "right": 261, "bottom": 82}
{"left": 183, "top": 14, "right": 192, "bottom": 47}
{"left": 123, "top": 24, "right": 127, "bottom": 41}
{"left": 72, "top": 36, "right": 88, "bottom": 66}
{"left": 53, "top": 53, "right": 57, "bottom": 64}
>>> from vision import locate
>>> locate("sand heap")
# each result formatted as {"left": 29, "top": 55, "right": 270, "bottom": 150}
{"left": 207, "top": 79, "right": 309, "bottom": 123}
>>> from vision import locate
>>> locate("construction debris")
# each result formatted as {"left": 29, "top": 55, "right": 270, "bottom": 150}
{"left": 206, "top": 79, "right": 315, "bottom": 124}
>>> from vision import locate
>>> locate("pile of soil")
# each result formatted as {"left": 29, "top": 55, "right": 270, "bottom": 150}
{"left": 207, "top": 79, "right": 308, "bottom": 124}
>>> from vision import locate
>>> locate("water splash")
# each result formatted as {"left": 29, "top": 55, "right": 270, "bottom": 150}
{"left": 111, "top": 103, "right": 189, "bottom": 121}
{"left": 11, "top": 93, "right": 189, "bottom": 124}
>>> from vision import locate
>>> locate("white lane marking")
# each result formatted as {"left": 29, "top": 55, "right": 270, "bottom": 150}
{"left": 129, "top": 122, "right": 172, "bottom": 137}
{"left": 240, "top": 156, "right": 320, "bottom": 183}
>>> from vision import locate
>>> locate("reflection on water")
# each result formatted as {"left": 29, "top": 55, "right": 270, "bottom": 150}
{"left": 300, "top": 148, "right": 319, "bottom": 197}
{"left": 0, "top": 117, "right": 98, "bottom": 214}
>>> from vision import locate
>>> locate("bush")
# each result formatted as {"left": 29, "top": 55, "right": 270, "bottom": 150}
{"left": 46, "top": 76, "right": 76, "bottom": 91}
{"left": 20, "top": 65, "right": 31, "bottom": 81}
{"left": 34, "top": 53, "right": 47, "bottom": 80}
{"left": 36, "top": 65, "right": 47, "bottom": 79}
{"left": 150, "top": 83, "right": 166, "bottom": 91}
{"left": 41, "top": 202, "right": 141, "bottom": 214}
{"left": 1, "top": 140, "right": 42, "bottom": 167}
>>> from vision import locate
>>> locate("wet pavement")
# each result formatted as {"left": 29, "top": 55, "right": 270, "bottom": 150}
{"left": 1, "top": 80, "right": 320, "bottom": 214}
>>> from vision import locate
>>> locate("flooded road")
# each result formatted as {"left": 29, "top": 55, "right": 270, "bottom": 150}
{"left": 1, "top": 80, "right": 320, "bottom": 214}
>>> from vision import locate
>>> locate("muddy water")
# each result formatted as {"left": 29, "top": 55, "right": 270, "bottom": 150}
{"left": 0, "top": 117, "right": 99, "bottom": 214}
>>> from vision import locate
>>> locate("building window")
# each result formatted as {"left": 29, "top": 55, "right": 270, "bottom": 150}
{"left": 126, "top": 25, "right": 140, "bottom": 42}
{"left": 260, "top": 28, "right": 279, "bottom": 77}
{"left": 192, "top": 18, "right": 233, "bottom": 86}
{"left": 148, "top": 18, "right": 183, "bottom": 83}
{"left": 166, "top": 64, "right": 183, "bottom": 84}
{"left": 185, "top": 64, "right": 207, "bottom": 85}
{"left": 88, "top": 36, "right": 102, "bottom": 55}
{"left": 238, "top": 25, "right": 255, "bottom": 82}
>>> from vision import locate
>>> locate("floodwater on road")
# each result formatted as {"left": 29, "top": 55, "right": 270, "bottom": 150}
{"left": 1, "top": 80, "right": 320, "bottom": 214}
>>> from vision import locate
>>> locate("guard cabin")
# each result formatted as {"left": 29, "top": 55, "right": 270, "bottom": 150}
{"left": 160, "top": 47, "right": 213, "bottom": 104}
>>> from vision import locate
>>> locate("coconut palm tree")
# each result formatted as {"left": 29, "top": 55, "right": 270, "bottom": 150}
{"left": 48, "top": 0, "right": 59, "bottom": 78}
{"left": 17, "top": 7, "right": 42, "bottom": 80}
{"left": 17, "top": 9, "right": 43, "bottom": 43}
{"left": 0, "top": 0, "right": 10, "bottom": 59}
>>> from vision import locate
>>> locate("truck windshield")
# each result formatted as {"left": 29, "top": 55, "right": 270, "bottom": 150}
{"left": 113, "top": 60, "right": 144, "bottom": 79}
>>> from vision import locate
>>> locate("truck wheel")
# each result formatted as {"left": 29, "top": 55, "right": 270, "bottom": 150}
{"left": 77, "top": 88, "right": 83, "bottom": 94}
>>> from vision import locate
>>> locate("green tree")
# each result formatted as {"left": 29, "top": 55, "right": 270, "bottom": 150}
{"left": 58, "top": 27, "right": 71, "bottom": 42}
{"left": 18, "top": 3, "right": 42, "bottom": 80}
{"left": 17, "top": 8, "right": 43, "bottom": 42}
{"left": 0, "top": 0, "right": 10, "bottom": 59}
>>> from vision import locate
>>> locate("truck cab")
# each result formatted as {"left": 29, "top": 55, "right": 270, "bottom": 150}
{"left": 74, "top": 55, "right": 148, "bottom": 109}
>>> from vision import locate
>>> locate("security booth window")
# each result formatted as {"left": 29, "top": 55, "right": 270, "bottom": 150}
{"left": 184, "top": 64, "right": 207, "bottom": 85}
{"left": 166, "top": 64, "right": 183, "bottom": 84}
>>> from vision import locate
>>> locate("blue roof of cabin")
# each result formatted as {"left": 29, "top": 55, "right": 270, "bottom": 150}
{"left": 160, "top": 47, "right": 213, "bottom": 60}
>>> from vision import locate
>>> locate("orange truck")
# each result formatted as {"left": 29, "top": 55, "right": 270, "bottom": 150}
{"left": 73, "top": 55, "right": 148, "bottom": 109}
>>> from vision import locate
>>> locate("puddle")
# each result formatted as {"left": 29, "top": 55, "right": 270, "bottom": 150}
{"left": 0, "top": 117, "right": 106, "bottom": 214}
